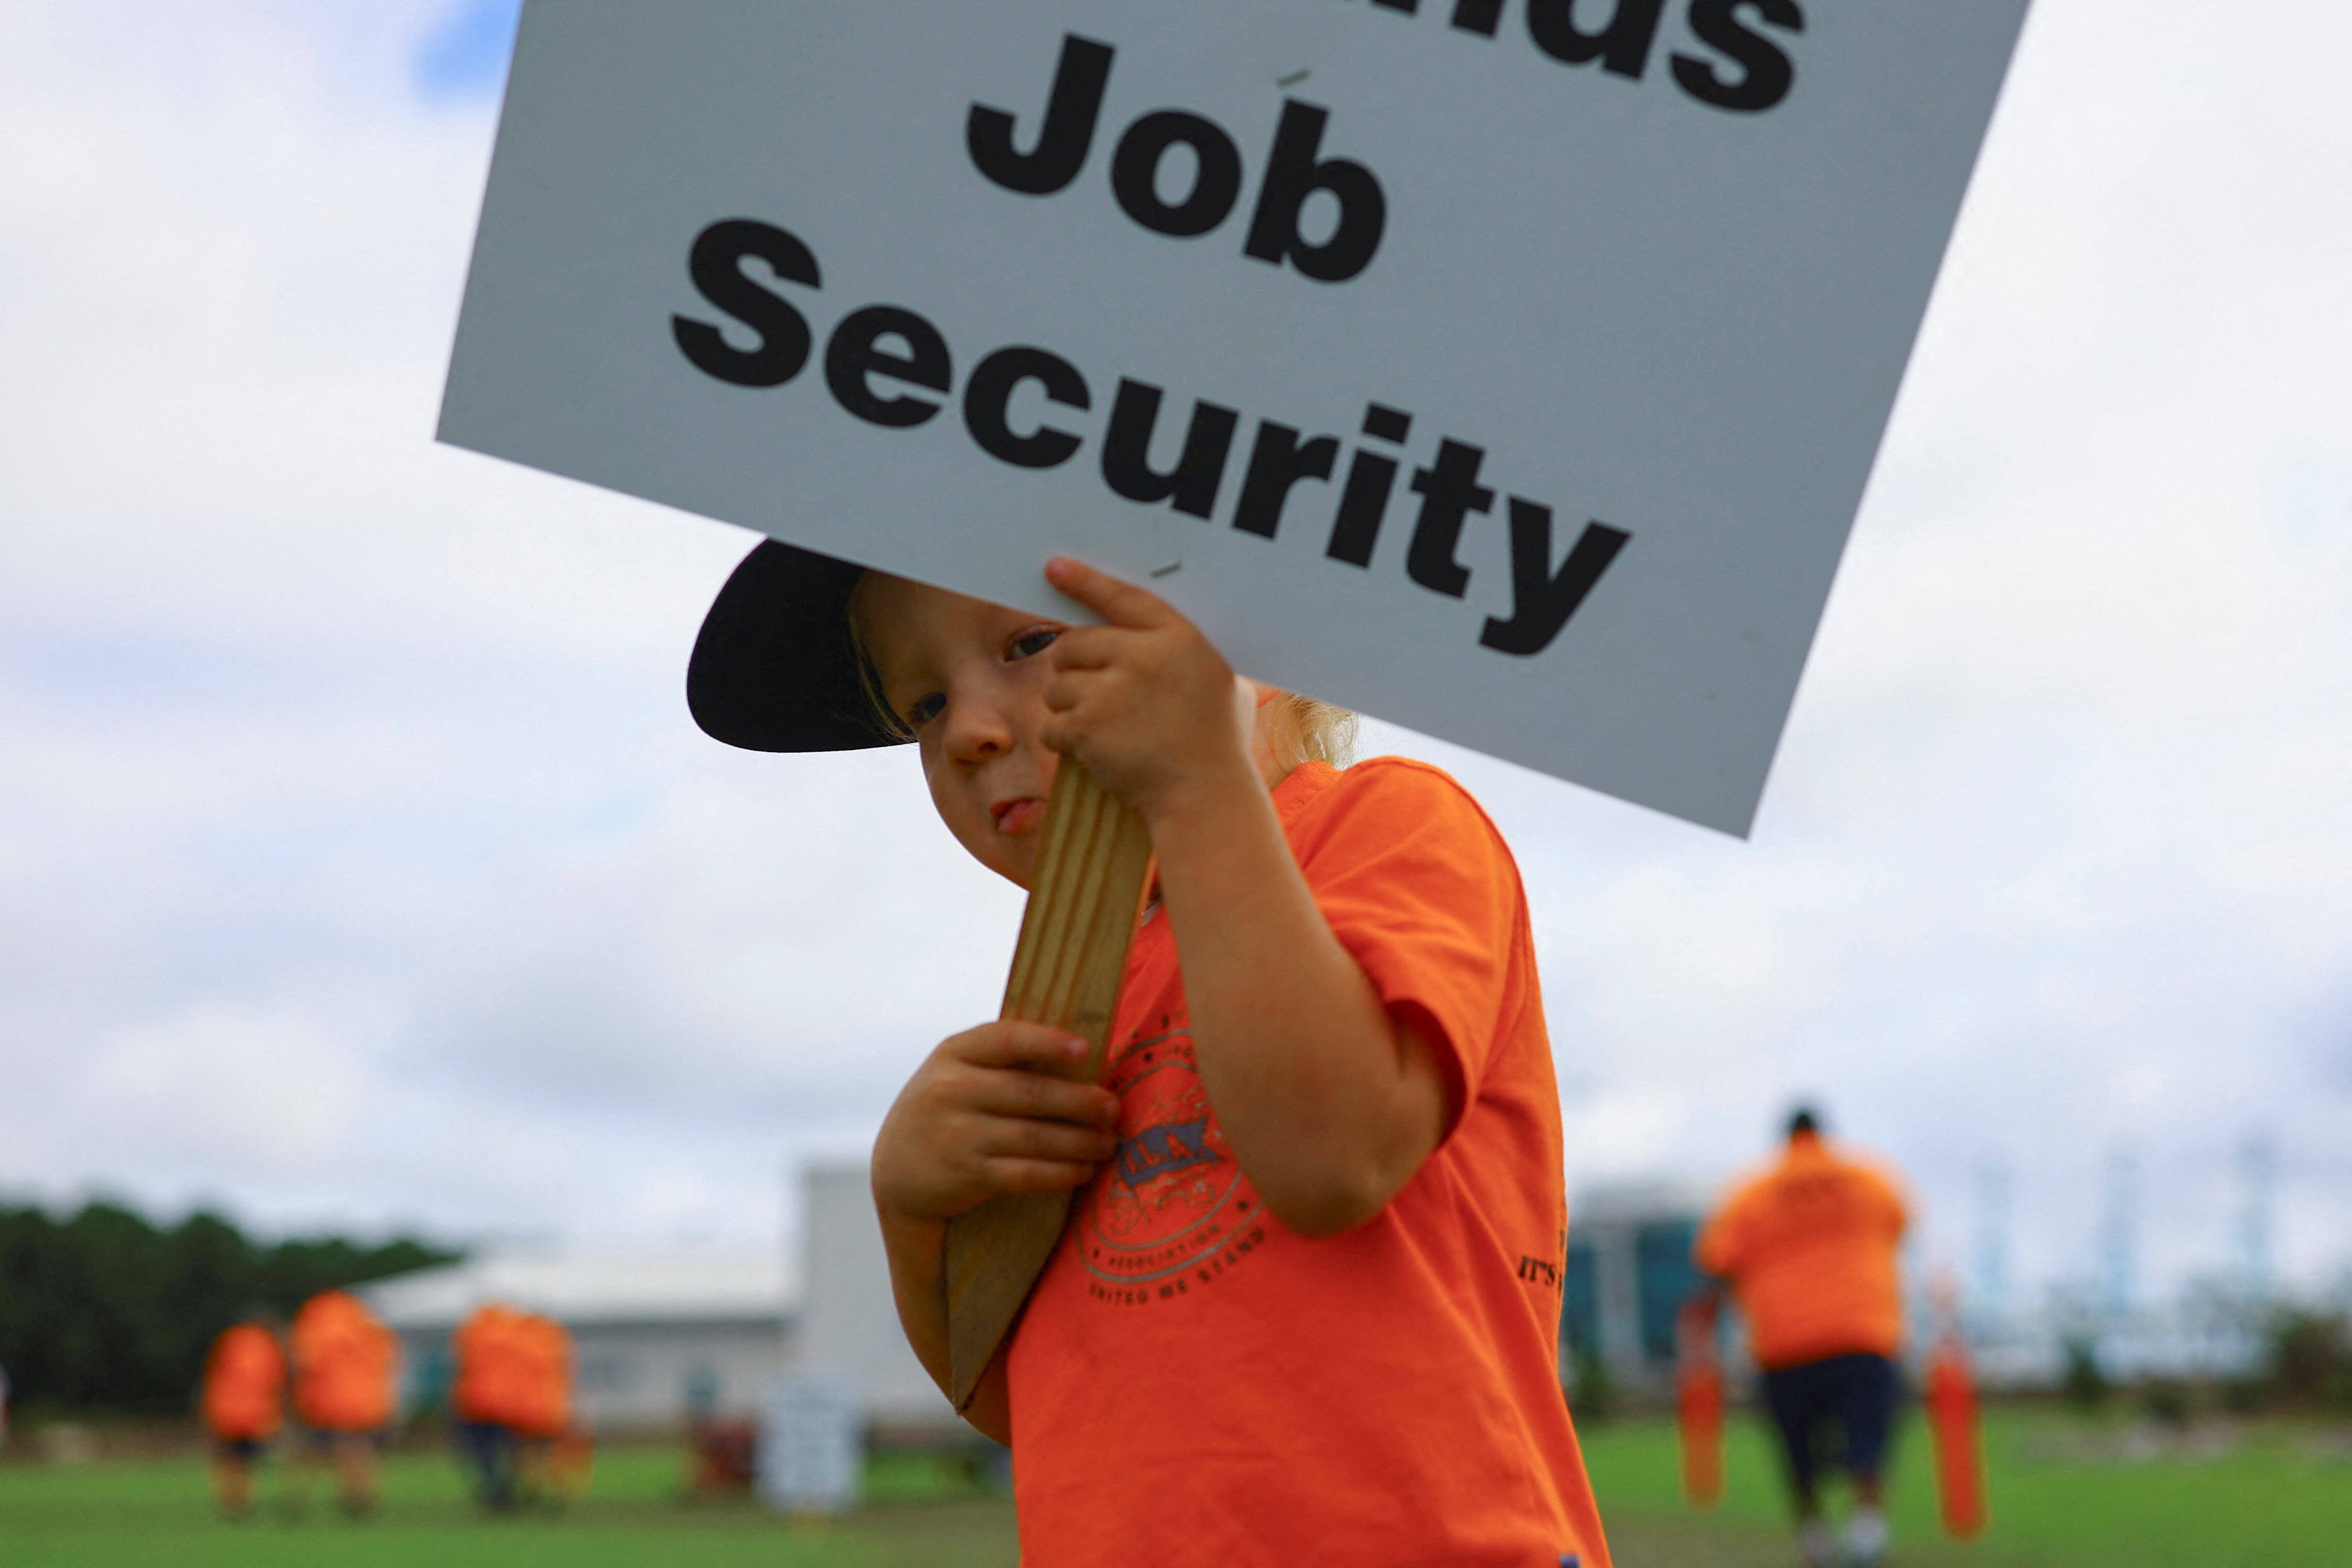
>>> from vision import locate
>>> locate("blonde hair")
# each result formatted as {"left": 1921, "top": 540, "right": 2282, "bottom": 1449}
{"left": 843, "top": 573, "right": 918, "bottom": 742}
{"left": 1259, "top": 691, "right": 1359, "bottom": 773}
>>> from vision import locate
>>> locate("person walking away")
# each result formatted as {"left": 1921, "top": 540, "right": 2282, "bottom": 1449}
{"left": 290, "top": 1290, "right": 399, "bottom": 1516}
{"left": 201, "top": 1318, "right": 287, "bottom": 1517}
{"left": 1695, "top": 1108, "right": 1910, "bottom": 1568}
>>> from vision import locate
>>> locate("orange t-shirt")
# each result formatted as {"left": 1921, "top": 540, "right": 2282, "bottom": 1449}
{"left": 1009, "top": 759, "right": 1610, "bottom": 1568}
{"left": 454, "top": 1305, "right": 574, "bottom": 1436}
{"left": 202, "top": 1324, "right": 285, "bottom": 1441}
{"left": 453, "top": 1304, "right": 528, "bottom": 1426}
{"left": 509, "top": 1313, "right": 574, "bottom": 1439}
{"left": 291, "top": 1290, "right": 398, "bottom": 1433}
{"left": 1694, "top": 1133, "right": 1910, "bottom": 1370}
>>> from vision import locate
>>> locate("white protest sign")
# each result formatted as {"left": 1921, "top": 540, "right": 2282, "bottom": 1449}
{"left": 440, "top": 0, "right": 2030, "bottom": 834}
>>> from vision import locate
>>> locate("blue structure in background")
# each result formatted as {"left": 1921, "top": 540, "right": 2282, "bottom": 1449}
{"left": 1636, "top": 1218, "right": 1702, "bottom": 1364}
{"left": 1560, "top": 1187, "right": 1710, "bottom": 1396}
{"left": 1561, "top": 1246, "right": 1600, "bottom": 1374}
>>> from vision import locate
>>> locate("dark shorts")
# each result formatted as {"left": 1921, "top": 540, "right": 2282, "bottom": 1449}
{"left": 214, "top": 1436, "right": 267, "bottom": 1462}
{"left": 1760, "top": 1352, "right": 1901, "bottom": 1495}
{"left": 456, "top": 1419, "right": 522, "bottom": 1510}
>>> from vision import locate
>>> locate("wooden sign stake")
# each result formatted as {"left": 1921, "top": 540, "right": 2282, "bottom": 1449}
{"left": 943, "top": 758, "right": 1152, "bottom": 1411}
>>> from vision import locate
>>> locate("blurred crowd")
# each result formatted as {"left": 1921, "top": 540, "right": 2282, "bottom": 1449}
{"left": 199, "top": 1292, "right": 583, "bottom": 1517}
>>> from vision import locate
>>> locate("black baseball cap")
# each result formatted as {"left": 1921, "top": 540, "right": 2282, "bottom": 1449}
{"left": 686, "top": 539, "right": 906, "bottom": 753}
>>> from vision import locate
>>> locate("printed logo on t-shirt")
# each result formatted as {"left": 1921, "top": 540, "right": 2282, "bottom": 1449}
{"left": 1076, "top": 1026, "right": 1268, "bottom": 1304}
{"left": 1516, "top": 1228, "right": 1568, "bottom": 1293}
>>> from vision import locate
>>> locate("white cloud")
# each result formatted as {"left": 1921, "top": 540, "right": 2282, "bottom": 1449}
{"left": 75, "top": 1005, "right": 366, "bottom": 1171}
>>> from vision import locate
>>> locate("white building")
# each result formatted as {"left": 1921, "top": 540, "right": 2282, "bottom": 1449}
{"left": 799, "top": 1162, "right": 961, "bottom": 1433}
{"left": 365, "top": 1248, "right": 794, "bottom": 1431}
{"left": 361, "top": 1163, "right": 973, "bottom": 1438}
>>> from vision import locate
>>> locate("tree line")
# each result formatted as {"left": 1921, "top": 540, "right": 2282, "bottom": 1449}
{"left": 0, "top": 1201, "right": 454, "bottom": 1413}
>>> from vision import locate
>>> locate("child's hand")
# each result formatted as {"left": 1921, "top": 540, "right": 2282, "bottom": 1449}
{"left": 871, "top": 1021, "right": 1122, "bottom": 1223}
{"left": 1040, "top": 557, "right": 1260, "bottom": 824}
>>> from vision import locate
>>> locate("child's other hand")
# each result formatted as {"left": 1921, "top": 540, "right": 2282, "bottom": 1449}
{"left": 871, "top": 1021, "right": 1121, "bottom": 1224}
{"left": 1040, "top": 557, "right": 1260, "bottom": 824}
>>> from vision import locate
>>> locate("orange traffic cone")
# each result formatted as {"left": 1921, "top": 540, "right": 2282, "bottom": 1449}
{"left": 1675, "top": 1296, "right": 1725, "bottom": 1509}
{"left": 1926, "top": 1335, "right": 1986, "bottom": 1538}
{"left": 1924, "top": 1272, "right": 1988, "bottom": 1541}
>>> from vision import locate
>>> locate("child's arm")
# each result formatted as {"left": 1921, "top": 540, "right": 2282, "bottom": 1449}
{"left": 871, "top": 1021, "right": 1118, "bottom": 1443}
{"left": 1040, "top": 558, "right": 1451, "bottom": 1238}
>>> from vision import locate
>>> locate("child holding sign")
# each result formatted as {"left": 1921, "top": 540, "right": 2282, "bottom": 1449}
{"left": 689, "top": 541, "right": 1610, "bottom": 1568}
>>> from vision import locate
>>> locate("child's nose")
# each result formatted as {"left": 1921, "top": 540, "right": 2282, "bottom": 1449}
{"left": 942, "top": 692, "right": 1019, "bottom": 763}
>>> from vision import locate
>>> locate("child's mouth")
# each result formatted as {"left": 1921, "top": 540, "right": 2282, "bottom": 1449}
{"left": 992, "top": 797, "right": 1045, "bottom": 836}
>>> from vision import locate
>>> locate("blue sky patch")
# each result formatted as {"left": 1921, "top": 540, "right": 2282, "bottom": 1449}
{"left": 414, "top": 0, "right": 522, "bottom": 101}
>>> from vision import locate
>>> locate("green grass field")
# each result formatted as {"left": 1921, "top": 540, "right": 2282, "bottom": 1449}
{"left": 1, "top": 1409, "right": 2345, "bottom": 1566}
{"left": 1576, "top": 1407, "right": 2352, "bottom": 1568}
{"left": 0, "top": 1446, "right": 1021, "bottom": 1568}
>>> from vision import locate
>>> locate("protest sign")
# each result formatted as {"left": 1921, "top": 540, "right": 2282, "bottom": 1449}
{"left": 440, "top": 0, "right": 2030, "bottom": 833}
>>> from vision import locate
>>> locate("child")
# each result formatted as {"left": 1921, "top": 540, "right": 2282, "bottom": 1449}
{"left": 689, "top": 540, "right": 1611, "bottom": 1568}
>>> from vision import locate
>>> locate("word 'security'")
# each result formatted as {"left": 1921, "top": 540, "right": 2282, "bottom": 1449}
{"left": 671, "top": 218, "right": 1628, "bottom": 658}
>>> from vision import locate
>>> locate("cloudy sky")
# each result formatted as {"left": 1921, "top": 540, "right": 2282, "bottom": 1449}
{"left": 3, "top": 0, "right": 2348, "bottom": 1314}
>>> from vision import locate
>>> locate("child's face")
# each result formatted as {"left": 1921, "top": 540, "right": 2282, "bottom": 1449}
{"left": 854, "top": 573, "right": 1066, "bottom": 888}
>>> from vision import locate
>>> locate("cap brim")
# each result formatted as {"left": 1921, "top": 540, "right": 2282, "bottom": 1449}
{"left": 686, "top": 540, "right": 906, "bottom": 753}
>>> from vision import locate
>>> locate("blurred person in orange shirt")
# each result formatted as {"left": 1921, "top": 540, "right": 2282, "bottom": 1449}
{"left": 200, "top": 1315, "right": 287, "bottom": 1516}
{"left": 516, "top": 1311, "right": 590, "bottom": 1503}
{"left": 452, "top": 1303, "right": 528, "bottom": 1510}
{"left": 290, "top": 1290, "right": 399, "bottom": 1516}
{"left": 1695, "top": 1107, "right": 1911, "bottom": 1568}
{"left": 453, "top": 1304, "right": 579, "bottom": 1510}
